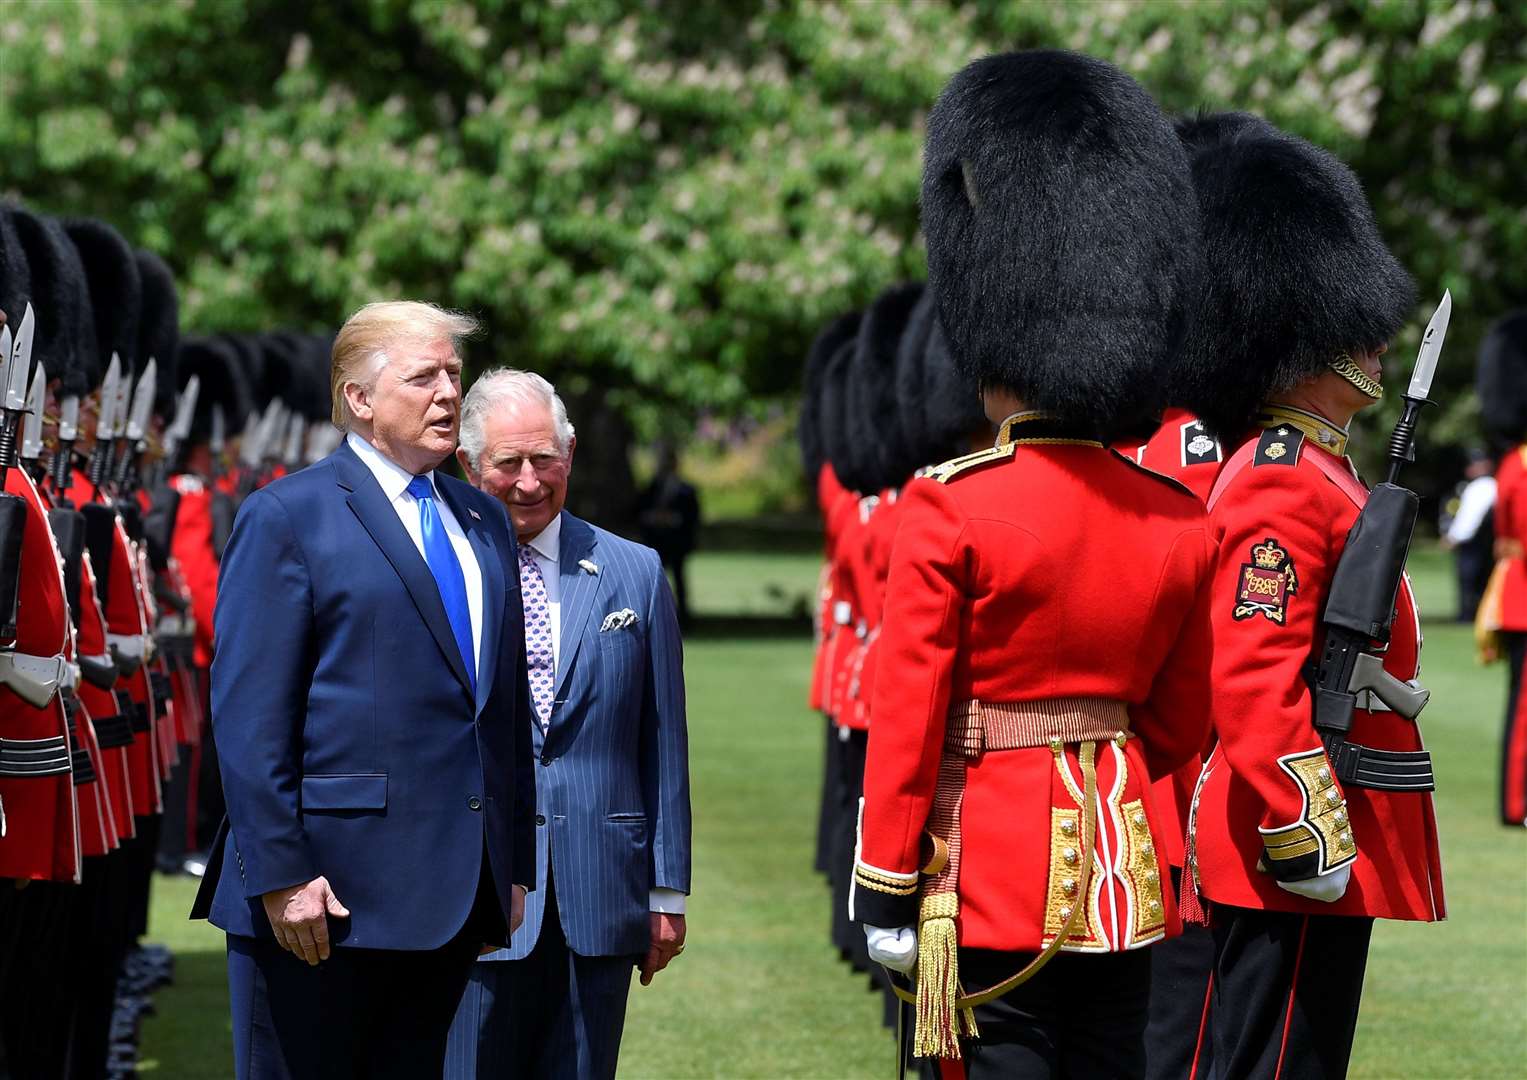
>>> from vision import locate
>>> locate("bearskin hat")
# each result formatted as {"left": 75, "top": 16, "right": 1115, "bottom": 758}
{"left": 849, "top": 282, "right": 924, "bottom": 490}
{"left": 134, "top": 249, "right": 180, "bottom": 418}
{"left": 1477, "top": 312, "right": 1527, "bottom": 445}
{"left": 1174, "top": 108, "right": 1279, "bottom": 154}
{"left": 921, "top": 50, "right": 1201, "bottom": 441}
{"left": 799, "top": 310, "right": 862, "bottom": 489}
{"left": 820, "top": 336, "right": 877, "bottom": 495}
{"left": 0, "top": 208, "right": 30, "bottom": 332}
{"left": 63, "top": 219, "right": 142, "bottom": 385}
{"left": 895, "top": 288, "right": 987, "bottom": 468}
{"left": 1175, "top": 131, "right": 1415, "bottom": 438}
{"left": 7, "top": 207, "right": 90, "bottom": 394}
{"left": 218, "top": 333, "right": 267, "bottom": 407}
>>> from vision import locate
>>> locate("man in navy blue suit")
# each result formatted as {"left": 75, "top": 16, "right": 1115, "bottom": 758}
{"left": 444, "top": 369, "right": 692, "bottom": 1080}
{"left": 192, "top": 302, "right": 537, "bottom": 1079}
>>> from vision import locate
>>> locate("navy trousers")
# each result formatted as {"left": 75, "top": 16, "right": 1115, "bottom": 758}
{"left": 226, "top": 861, "right": 502, "bottom": 1080}
{"left": 444, "top": 870, "right": 639, "bottom": 1080}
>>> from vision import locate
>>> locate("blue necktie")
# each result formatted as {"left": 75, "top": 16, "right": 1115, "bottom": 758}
{"left": 407, "top": 474, "right": 476, "bottom": 694}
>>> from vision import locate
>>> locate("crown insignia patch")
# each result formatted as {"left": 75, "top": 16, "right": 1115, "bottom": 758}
{"left": 1234, "top": 537, "right": 1298, "bottom": 623}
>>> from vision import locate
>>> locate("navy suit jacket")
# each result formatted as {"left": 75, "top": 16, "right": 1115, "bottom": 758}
{"left": 191, "top": 441, "right": 536, "bottom": 951}
{"left": 482, "top": 511, "right": 691, "bottom": 961}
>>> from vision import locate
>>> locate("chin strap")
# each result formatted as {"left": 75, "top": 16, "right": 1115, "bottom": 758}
{"left": 1329, "top": 353, "right": 1383, "bottom": 400}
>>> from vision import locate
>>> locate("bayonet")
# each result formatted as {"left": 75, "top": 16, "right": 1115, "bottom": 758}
{"left": 282, "top": 413, "right": 306, "bottom": 468}
{"left": 162, "top": 374, "right": 199, "bottom": 468}
{"left": 0, "top": 304, "right": 36, "bottom": 474}
{"left": 87, "top": 354, "right": 122, "bottom": 492}
{"left": 20, "top": 363, "right": 44, "bottom": 463}
{"left": 209, "top": 404, "right": 227, "bottom": 478}
{"left": 1386, "top": 290, "right": 1452, "bottom": 484}
{"left": 115, "top": 359, "right": 157, "bottom": 489}
{"left": 237, "top": 411, "right": 261, "bottom": 468}
{"left": 50, "top": 395, "right": 80, "bottom": 498}
{"left": 256, "top": 400, "right": 285, "bottom": 465}
{"left": 109, "top": 358, "right": 132, "bottom": 440}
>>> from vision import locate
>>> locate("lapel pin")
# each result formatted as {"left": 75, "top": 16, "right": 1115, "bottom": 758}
{"left": 579, "top": 558, "right": 600, "bottom": 575}
{"left": 468, "top": 508, "right": 481, "bottom": 520}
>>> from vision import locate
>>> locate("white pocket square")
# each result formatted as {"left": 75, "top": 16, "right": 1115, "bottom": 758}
{"left": 599, "top": 608, "right": 638, "bottom": 632}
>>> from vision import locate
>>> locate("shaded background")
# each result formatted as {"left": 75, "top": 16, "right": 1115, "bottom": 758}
{"left": 3, "top": 0, "right": 1525, "bottom": 529}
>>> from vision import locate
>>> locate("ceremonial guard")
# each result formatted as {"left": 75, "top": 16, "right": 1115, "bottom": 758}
{"left": 852, "top": 51, "right": 1212, "bottom": 1078}
{"left": 801, "top": 310, "right": 860, "bottom": 881}
{"left": 1476, "top": 311, "right": 1527, "bottom": 827}
{"left": 1180, "top": 130, "right": 1446, "bottom": 1078}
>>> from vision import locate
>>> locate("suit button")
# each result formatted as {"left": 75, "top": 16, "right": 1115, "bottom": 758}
{"left": 467, "top": 796, "right": 482, "bottom": 811}
{"left": 535, "top": 814, "right": 546, "bottom": 826}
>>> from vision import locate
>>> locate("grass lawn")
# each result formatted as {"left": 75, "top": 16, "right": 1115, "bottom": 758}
{"left": 138, "top": 548, "right": 1526, "bottom": 1078}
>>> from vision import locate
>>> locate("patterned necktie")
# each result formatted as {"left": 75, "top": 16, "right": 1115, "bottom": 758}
{"left": 406, "top": 474, "right": 475, "bottom": 694}
{"left": 518, "top": 545, "right": 555, "bottom": 728}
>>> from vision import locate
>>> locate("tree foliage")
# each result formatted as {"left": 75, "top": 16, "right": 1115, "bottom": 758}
{"left": 1, "top": 0, "right": 1523, "bottom": 471}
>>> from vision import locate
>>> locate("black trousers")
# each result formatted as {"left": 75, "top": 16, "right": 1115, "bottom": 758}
{"left": 226, "top": 865, "right": 502, "bottom": 1080}
{"left": 1501, "top": 632, "right": 1527, "bottom": 825}
{"left": 918, "top": 947, "right": 1152, "bottom": 1080}
{"left": 1143, "top": 918, "right": 1215, "bottom": 1080}
{"left": 1210, "top": 907, "right": 1373, "bottom": 1080}
{"left": 831, "top": 728, "right": 870, "bottom": 970}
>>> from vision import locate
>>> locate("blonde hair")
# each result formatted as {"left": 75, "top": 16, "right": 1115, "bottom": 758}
{"left": 329, "top": 301, "right": 480, "bottom": 428}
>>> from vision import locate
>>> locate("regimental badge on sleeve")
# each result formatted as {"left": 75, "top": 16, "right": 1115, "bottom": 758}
{"left": 1233, "top": 538, "right": 1298, "bottom": 623}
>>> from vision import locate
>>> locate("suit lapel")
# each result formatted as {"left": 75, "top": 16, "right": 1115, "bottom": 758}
{"left": 553, "top": 512, "right": 602, "bottom": 699}
{"left": 436, "top": 479, "right": 503, "bottom": 717}
{"left": 332, "top": 443, "right": 473, "bottom": 698}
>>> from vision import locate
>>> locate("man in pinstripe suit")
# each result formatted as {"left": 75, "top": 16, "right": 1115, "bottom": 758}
{"left": 444, "top": 369, "right": 692, "bottom": 1080}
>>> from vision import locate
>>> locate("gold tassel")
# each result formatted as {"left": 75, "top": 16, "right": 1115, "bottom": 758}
{"left": 914, "top": 892, "right": 963, "bottom": 1060}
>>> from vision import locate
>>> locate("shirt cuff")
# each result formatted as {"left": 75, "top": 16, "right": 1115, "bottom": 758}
{"left": 649, "top": 887, "right": 686, "bottom": 914}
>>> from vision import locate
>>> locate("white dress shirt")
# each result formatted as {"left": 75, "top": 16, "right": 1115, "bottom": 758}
{"left": 522, "top": 510, "right": 684, "bottom": 916}
{"left": 347, "top": 432, "right": 483, "bottom": 674}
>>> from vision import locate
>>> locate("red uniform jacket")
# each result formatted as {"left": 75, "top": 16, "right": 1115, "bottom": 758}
{"left": 840, "top": 489, "right": 901, "bottom": 732}
{"left": 1494, "top": 445, "right": 1527, "bottom": 630}
{"left": 76, "top": 547, "right": 135, "bottom": 844}
{"left": 1137, "top": 408, "right": 1226, "bottom": 869}
{"left": 810, "top": 464, "right": 852, "bottom": 713}
{"left": 854, "top": 414, "right": 1215, "bottom": 953}
{"left": 826, "top": 496, "right": 869, "bottom": 724}
{"left": 0, "top": 470, "right": 80, "bottom": 881}
{"left": 1191, "top": 410, "right": 1445, "bottom": 921}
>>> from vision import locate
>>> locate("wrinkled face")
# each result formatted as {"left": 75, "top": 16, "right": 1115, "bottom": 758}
{"left": 345, "top": 337, "right": 462, "bottom": 474}
{"left": 458, "top": 399, "right": 573, "bottom": 543}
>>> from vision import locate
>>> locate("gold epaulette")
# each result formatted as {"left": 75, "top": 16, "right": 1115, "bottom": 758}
{"left": 925, "top": 443, "right": 1016, "bottom": 485}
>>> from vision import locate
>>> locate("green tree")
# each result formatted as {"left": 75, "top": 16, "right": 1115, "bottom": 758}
{"left": 2, "top": 0, "right": 1522, "bottom": 495}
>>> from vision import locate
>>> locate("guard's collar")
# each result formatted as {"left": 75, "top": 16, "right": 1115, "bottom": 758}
{"left": 1258, "top": 405, "right": 1349, "bottom": 456}
{"left": 995, "top": 411, "right": 1102, "bottom": 448}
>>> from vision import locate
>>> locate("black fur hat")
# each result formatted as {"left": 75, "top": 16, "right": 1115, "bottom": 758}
{"left": 1176, "top": 131, "right": 1416, "bottom": 438}
{"left": 896, "top": 288, "right": 988, "bottom": 467}
{"left": 254, "top": 332, "right": 303, "bottom": 409}
{"left": 1478, "top": 311, "right": 1527, "bottom": 445}
{"left": 7, "top": 207, "right": 88, "bottom": 393}
{"left": 799, "top": 309, "right": 861, "bottom": 488}
{"left": 63, "top": 219, "right": 142, "bottom": 382}
{"left": 1174, "top": 109, "right": 1279, "bottom": 154}
{"left": 0, "top": 208, "right": 30, "bottom": 332}
{"left": 135, "top": 249, "right": 180, "bottom": 418}
{"left": 218, "top": 333, "right": 268, "bottom": 409}
{"left": 820, "top": 336, "right": 877, "bottom": 495}
{"left": 178, "top": 335, "right": 254, "bottom": 442}
{"left": 921, "top": 50, "right": 1201, "bottom": 440}
{"left": 849, "top": 282, "right": 924, "bottom": 490}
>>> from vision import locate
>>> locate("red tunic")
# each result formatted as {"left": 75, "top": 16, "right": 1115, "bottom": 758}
{"left": 1191, "top": 412, "right": 1445, "bottom": 921}
{"left": 0, "top": 470, "right": 80, "bottom": 882}
{"left": 826, "top": 496, "right": 869, "bottom": 725}
{"left": 76, "top": 549, "right": 135, "bottom": 843}
{"left": 810, "top": 464, "right": 852, "bottom": 713}
{"left": 840, "top": 489, "right": 901, "bottom": 732}
{"left": 1136, "top": 409, "right": 1227, "bottom": 868}
{"left": 855, "top": 414, "right": 1215, "bottom": 954}
{"left": 1494, "top": 446, "right": 1527, "bottom": 630}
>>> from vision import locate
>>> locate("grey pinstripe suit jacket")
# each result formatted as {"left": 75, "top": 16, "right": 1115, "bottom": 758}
{"left": 482, "top": 511, "right": 691, "bottom": 960}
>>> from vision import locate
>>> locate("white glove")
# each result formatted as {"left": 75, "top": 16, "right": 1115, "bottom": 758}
{"left": 1276, "top": 863, "right": 1352, "bottom": 903}
{"left": 864, "top": 924, "right": 917, "bottom": 973}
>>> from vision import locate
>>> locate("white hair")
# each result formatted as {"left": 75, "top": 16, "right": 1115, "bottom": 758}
{"left": 459, "top": 368, "right": 576, "bottom": 466}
